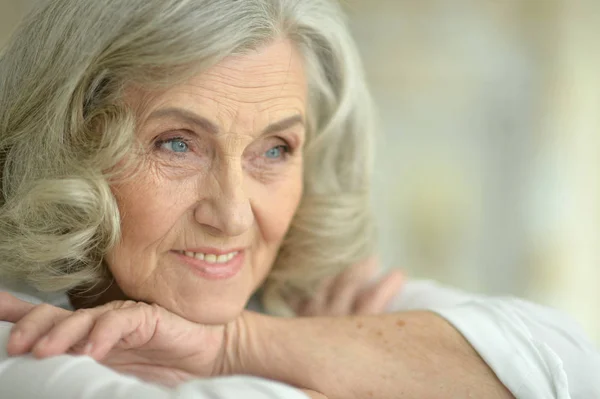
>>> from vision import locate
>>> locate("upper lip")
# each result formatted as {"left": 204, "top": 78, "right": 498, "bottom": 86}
{"left": 175, "top": 247, "right": 245, "bottom": 255}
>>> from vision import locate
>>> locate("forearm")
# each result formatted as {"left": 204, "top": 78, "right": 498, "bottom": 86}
{"left": 236, "top": 311, "right": 513, "bottom": 399}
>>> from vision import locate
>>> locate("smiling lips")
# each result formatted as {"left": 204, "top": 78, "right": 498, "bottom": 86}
{"left": 173, "top": 249, "right": 244, "bottom": 279}
{"left": 175, "top": 250, "right": 238, "bottom": 264}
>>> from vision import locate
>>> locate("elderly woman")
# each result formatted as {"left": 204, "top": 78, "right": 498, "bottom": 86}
{"left": 0, "top": 0, "right": 598, "bottom": 398}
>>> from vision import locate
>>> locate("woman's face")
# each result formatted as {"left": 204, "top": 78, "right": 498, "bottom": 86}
{"left": 106, "top": 40, "right": 306, "bottom": 324}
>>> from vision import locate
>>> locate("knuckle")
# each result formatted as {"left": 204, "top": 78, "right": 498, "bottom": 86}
{"left": 73, "top": 308, "right": 94, "bottom": 320}
{"left": 148, "top": 302, "right": 160, "bottom": 312}
{"left": 147, "top": 303, "right": 161, "bottom": 320}
{"left": 103, "top": 300, "right": 134, "bottom": 311}
{"left": 99, "top": 311, "right": 120, "bottom": 324}
{"left": 36, "top": 303, "right": 69, "bottom": 321}
{"left": 94, "top": 314, "right": 121, "bottom": 336}
{"left": 36, "top": 303, "right": 58, "bottom": 314}
{"left": 123, "top": 300, "right": 139, "bottom": 308}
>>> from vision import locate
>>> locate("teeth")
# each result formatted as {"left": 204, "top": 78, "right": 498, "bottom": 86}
{"left": 180, "top": 250, "right": 238, "bottom": 263}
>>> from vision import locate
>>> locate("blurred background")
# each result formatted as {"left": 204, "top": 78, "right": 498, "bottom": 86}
{"left": 1, "top": 0, "right": 599, "bottom": 344}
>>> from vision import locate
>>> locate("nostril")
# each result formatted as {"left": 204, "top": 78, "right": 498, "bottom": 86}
{"left": 193, "top": 188, "right": 253, "bottom": 237}
{"left": 222, "top": 202, "right": 253, "bottom": 236}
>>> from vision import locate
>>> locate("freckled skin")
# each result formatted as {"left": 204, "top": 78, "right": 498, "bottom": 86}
{"left": 102, "top": 40, "right": 307, "bottom": 325}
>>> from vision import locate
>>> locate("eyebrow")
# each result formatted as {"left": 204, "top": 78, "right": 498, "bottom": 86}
{"left": 147, "top": 107, "right": 305, "bottom": 135}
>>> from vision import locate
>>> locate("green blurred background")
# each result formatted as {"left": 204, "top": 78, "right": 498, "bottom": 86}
{"left": 1, "top": 0, "right": 599, "bottom": 344}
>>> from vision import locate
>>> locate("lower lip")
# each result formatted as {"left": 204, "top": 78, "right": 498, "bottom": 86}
{"left": 173, "top": 251, "right": 245, "bottom": 280}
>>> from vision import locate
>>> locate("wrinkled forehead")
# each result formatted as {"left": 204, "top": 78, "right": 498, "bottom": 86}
{"left": 127, "top": 39, "right": 308, "bottom": 133}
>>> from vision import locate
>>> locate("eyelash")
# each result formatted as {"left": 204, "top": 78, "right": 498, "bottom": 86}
{"left": 154, "top": 136, "right": 191, "bottom": 153}
{"left": 265, "top": 144, "right": 291, "bottom": 161}
{"left": 152, "top": 134, "right": 294, "bottom": 161}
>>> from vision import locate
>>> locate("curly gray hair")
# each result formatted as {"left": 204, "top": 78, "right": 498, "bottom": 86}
{"left": 0, "top": 0, "right": 375, "bottom": 316}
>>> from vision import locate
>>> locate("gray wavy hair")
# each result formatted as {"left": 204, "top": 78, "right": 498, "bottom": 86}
{"left": 0, "top": 0, "right": 375, "bottom": 316}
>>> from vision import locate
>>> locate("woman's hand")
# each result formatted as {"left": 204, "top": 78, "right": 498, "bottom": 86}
{"left": 0, "top": 293, "right": 233, "bottom": 387}
{"left": 292, "top": 257, "right": 404, "bottom": 317}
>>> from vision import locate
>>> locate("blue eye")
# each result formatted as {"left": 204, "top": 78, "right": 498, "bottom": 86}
{"left": 160, "top": 139, "right": 189, "bottom": 153}
{"left": 264, "top": 145, "right": 288, "bottom": 159}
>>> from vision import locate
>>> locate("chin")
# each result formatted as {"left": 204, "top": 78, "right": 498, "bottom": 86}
{"left": 172, "top": 295, "right": 250, "bottom": 325}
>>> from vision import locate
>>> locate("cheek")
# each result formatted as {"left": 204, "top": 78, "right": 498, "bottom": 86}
{"left": 253, "top": 171, "right": 303, "bottom": 244}
{"left": 105, "top": 177, "right": 193, "bottom": 296}
{"left": 109, "top": 172, "right": 194, "bottom": 255}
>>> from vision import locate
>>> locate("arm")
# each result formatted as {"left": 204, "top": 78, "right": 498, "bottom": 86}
{"left": 235, "top": 280, "right": 600, "bottom": 399}
{"left": 0, "top": 321, "right": 310, "bottom": 399}
{"left": 237, "top": 311, "right": 513, "bottom": 399}
{"left": 6, "top": 280, "right": 599, "bottom": 398}
{"left": 391, "top": 280, "right": 600, "bottom": 399}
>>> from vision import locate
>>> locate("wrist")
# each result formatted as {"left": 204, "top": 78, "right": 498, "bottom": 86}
{"left": 230, "top": 311, "right": 337, "bottom": 394}
{"left": 226, "top": 311, "right": 280, "bottom": 377}
{"left": 216, "top": 313, "right": 249, "bottom": 376}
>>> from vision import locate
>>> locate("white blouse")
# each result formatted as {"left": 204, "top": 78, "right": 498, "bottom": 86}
{"left": 0, "top": 279, "right": 598, "bottom": 399}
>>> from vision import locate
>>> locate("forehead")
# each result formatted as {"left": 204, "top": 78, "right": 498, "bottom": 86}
{"left": 135, "top": 39, "right": 308, "bottom": 129}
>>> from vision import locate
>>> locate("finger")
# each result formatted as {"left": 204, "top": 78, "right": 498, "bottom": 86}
{"left": 296, "top": 276, "right": 335, "bottom": 316}
{"left": 326, "top": 257, "right": 379, "bottom": 316}
{"left": 31, "top": 308, "right": 99, "bottom": 358}
{"left": 32, "top": 300, "right": 142, "bottom": 358}
{"left": 0, "top": 292, "right": 36, "bottom": 323}
{"left": 7, "top": 303, "right": 70, "bottom": 356}
{"left": 353, "top": 270, "right": 404, "bottom": 315}
{"left": 87, "top": 305, "right": 157, "bottom": 360}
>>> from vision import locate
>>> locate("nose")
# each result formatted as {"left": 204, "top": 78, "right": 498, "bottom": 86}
{"left": 193, "top": 156, "right": 253, "bottom": 237}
